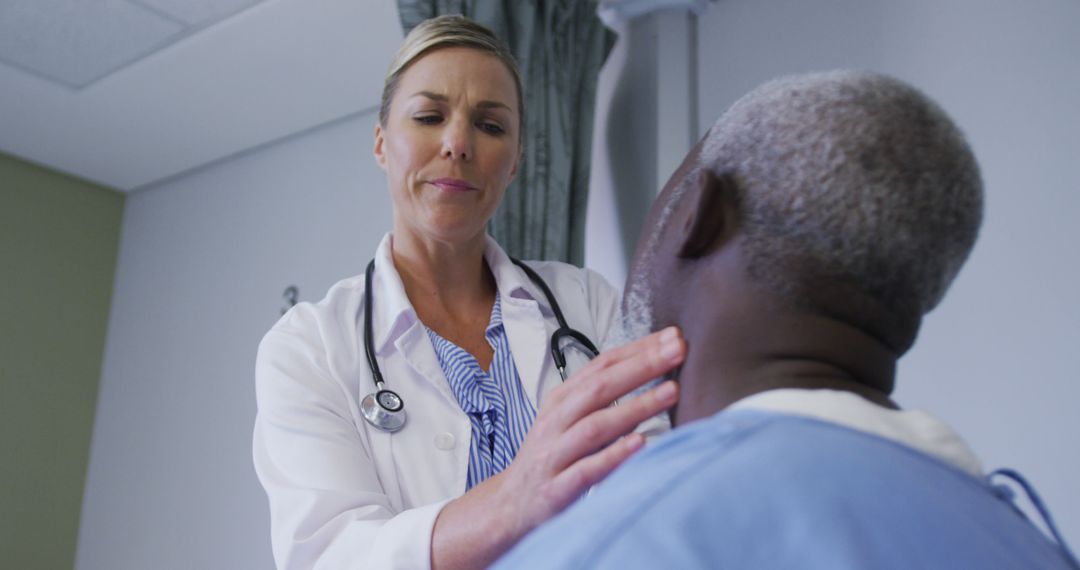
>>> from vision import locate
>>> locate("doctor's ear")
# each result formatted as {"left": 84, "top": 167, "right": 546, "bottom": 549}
{"left": 675, "top": 169, "right": 740, "bottom": 259}
{"left": 373, "top": 124, "right": 387, "bottom": 171}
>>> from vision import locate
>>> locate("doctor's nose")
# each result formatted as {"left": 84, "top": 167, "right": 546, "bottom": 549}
{"left": 441, "top": 120, "right": 473, "bottom": 161}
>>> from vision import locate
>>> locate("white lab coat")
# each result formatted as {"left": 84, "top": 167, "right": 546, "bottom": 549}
{"left": 254, "top": 233, "right": 647, "bottom": 570}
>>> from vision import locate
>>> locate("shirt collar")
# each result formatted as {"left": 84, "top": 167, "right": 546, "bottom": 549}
{"left": 486, "top": 293, "right": 505, "bottom": 335}
{"left": 482, "top": 234, "right": 555, "bottom": 318}
{"left": 371, "top": 233, "right": 551, "bottom": 353}
{"left": 728, "top": 388, "right": 985, "bottom": 477}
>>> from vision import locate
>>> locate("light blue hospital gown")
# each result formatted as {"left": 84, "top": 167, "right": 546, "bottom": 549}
{"left": 495, "top": 409, "right": 1078, "bottom": 569}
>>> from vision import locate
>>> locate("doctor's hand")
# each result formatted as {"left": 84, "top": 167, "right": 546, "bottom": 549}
{"left": 431, "top": 327, "right": 685, "bottom": 570}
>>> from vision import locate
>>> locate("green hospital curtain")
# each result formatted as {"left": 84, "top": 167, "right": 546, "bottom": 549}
{"left": 398, "top": 1, "right": 614, "bottom": 264}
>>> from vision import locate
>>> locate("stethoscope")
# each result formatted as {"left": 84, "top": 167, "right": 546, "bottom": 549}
{"left": 360, "top": 258, "right": 600, "bottom": 432}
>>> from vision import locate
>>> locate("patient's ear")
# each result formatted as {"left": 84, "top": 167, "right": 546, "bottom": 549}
{"left": 676, "top": 169, "right": 739, "bottom": 259}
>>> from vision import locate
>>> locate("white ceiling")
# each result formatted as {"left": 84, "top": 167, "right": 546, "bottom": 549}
{"left": 0, "top": 0, "right": 403, "bottom": 191}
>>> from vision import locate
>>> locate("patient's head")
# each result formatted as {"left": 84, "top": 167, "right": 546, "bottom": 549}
{"left": 625, "top": 70, "right": 983, "bottom": 357}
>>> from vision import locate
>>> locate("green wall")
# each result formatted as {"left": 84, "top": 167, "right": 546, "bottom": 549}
{"left": 0, "top": 153, "right": 124, "bottom": 570}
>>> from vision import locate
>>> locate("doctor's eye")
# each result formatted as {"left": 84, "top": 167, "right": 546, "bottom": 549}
{"left": 413, "top": 114, "right": 443, "bottom": 126}
{"left": 477, "top": 121, "right": 506, "bottom": 136}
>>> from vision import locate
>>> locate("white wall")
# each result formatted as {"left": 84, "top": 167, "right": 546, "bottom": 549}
{"left": 76, "top": 110, "right": 392, "bottom": 569}
{"left": 698, "top": 0, "right": 1080, "bottom": 547}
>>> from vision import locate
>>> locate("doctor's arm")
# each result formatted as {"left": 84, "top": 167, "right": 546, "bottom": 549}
{"left": 430, "top": 327, "right": 685, "bottom": 570}
{"left": 254, "top": 299, "right": 684, "bottom": 570}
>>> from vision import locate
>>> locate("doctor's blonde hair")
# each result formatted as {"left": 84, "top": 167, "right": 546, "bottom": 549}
{"left": 378, "top": 14, "right": 524, "bottom": 144}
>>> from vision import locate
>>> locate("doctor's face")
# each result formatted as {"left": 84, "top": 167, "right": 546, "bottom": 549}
{"left": 374, "top": 47, "right": 521, "bottom": 245}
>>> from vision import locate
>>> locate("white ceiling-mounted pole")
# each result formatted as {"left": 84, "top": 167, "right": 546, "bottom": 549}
{"left": 587, "top": 0, "right": 712, "bottom": 285}
{"left": 654, "top": 8, "right": 700, "bottom": 194}
{"left": 598, "top": 0, "right": 708, "bottom": 194}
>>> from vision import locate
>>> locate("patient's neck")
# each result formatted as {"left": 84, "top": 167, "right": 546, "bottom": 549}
{"left": 666, "top": 256, "right": 899, "bottom": 427}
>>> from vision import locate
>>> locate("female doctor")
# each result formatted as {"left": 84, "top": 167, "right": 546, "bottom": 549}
{"left": 253, "top": 15, "right": 685, "bottom": 570}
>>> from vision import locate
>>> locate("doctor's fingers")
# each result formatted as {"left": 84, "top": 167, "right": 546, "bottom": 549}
{"left": 551, "top": 380, "right": 678, "bottom": 470}
{"left": 544, "top": 327, "right": 685, "bottom": 429}
{"left": 548, "top": 432, "right": 646, "bottom": 506}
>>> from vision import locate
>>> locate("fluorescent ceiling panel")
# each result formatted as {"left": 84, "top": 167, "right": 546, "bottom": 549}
{"left": 133, "top": 0, "right": 267, "bottom": 26}
{"left": 0, "top": 0, "right": 185, "bottom": 88}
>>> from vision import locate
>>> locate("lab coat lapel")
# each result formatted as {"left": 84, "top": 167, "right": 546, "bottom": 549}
{"left": 483, "top": 235, "right": 554, "bottom": 408}
{"left": 370, "top": 234, "right": 458, "bottom": 408}
{"left": 395, "top": 320, "right": 458, "bottom": 408}
{"left": 501, "top": 296, "right": 550, "bottom": 407}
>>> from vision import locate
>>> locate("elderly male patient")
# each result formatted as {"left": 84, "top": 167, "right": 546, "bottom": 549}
{"left": 494, "top": 71, "right": 1079, "bottom": 569}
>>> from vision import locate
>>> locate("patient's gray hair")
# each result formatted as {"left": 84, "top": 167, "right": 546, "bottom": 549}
{"left": 654, "top": 71, "right": 982, "bottom": 351}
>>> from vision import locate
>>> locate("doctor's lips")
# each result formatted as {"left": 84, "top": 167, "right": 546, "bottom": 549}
{"left": 428, "top": 178, "right": 478, "bottom": 192}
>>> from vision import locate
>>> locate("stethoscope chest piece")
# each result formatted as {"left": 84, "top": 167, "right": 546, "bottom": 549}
{"left": 361, "top": 388, "right": 406, "bottom": 432}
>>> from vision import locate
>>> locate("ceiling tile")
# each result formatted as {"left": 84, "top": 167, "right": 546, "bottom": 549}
{"left": 0, "top": 0, "right": 403, "bottom": 190}
{"left": 0, "top": 0, "right": 186, "bottom": 88}
{"left": 132, "top": 0, "right": 268, "bottom": 26}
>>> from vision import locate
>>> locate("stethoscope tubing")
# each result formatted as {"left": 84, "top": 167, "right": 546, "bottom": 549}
{"left": 360, "top": 256, "right": 599, "bottom": 431}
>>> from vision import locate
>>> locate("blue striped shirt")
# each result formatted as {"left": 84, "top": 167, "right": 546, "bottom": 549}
{"left": 426, "top": 294, "right": 538, "bottom": 490}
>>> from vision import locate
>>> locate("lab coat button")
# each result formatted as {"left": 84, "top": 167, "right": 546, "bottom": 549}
{"left": 434, "top": 432, "right": 456, "bottom": 450}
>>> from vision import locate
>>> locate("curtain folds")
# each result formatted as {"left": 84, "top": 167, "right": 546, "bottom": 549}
{"left": 398, "top": 1, "right": 613, "bottom": 264}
